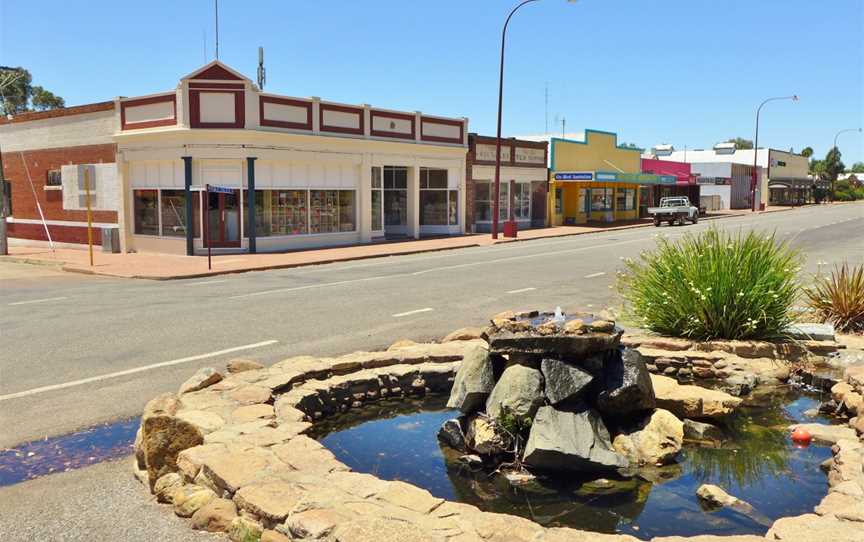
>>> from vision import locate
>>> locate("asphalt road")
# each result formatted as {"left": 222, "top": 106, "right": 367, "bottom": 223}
{"left": 0, "top": 202, "right": 862, "bottom": 541}
{"left": 1, "top": 202, "right": 863, "bottom": 449}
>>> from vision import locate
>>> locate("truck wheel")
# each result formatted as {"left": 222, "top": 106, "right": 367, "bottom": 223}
{"left": 692, "top": 214, "right": 698, "bottom": 224}
{"left": 654, "top": 218, "right": 661, "bottom": 227}
{"left": 668, "top": 219, "right": 675, "bottom": 226}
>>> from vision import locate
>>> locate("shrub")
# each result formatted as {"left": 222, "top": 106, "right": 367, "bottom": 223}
{"left": 617, "top": 227, "right": 801, "bottom": 340}
{"left": 803, "top": 263, "right": 864, "bottom": 333}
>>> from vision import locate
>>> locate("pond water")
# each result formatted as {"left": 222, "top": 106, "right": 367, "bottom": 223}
{"left": 314, "top": 389, "right": 835, "bottom": 540}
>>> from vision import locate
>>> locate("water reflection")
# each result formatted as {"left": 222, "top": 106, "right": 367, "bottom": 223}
{"left": 315, "top": 390, "right": 835, "bottom": 540}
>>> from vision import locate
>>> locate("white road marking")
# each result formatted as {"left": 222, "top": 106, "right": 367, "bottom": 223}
{"left": 392, "top": 307, "right": 434, "bottom": 318}
{"left": 0, "top": 340, "right": 279, "bottom": 402}
{"left": 584, "top": 272, "right": 606, "bottom": 279}
{"left": 187, "top": 279, "right": 228, "bottom": 286}
{"left": 506, "top": 287, "right": 537, "bottom": 294}
{"left": 7, "top": 296, "right": 69, "bottom": 306}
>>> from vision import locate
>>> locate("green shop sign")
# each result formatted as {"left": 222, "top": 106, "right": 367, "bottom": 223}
{"left": 595, "top": 171, "right": 676, "bottom": 185}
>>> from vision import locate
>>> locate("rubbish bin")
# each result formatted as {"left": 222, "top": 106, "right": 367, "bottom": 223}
{"left": 101, "top": 227, "right": 120, "bottom": 253}
{"left": 503, "top": 220, "right": 518, "bottom": 238}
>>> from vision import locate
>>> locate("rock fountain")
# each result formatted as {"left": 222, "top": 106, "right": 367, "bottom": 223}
{"left": 440, "top": 309, "right": 684, "bottom": 474}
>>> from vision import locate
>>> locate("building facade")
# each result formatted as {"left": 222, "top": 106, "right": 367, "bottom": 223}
{"left": 0, "top": 61, "right": 470, "bottom": 254}
{"left": 547, "top": 130, "right": 676, "bottom": 225}
{"left": 466, "top": 135, "right": 548, "bottom": 232}
{"left": 640, "top": 157, "right": 699, "bottom": 215}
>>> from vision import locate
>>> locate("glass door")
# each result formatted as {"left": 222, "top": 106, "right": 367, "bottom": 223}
{"left": 371, "top": 167, "right": 383, "bottom": 235}
{"left": 205, "top": 189, "right": 241, "bottom": 248}
{"left": 383, "top": 166, "right": 408, "bottom": 237}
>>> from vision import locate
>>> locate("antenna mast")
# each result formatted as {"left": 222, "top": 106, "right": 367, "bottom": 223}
{"left": 214, "top": 0, "right": 220, "bottom": 60}
{"left": 544, "top": 82, "right": 549, "bottom": 135}
{"left": 257, "top": 47, "right": 266, "bottom": 90}
{"left": 561, "top": 117, "right": 566, "bottom": 138}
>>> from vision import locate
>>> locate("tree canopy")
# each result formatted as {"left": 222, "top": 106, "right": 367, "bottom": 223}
{"left": 0, "top": 67, "right": 65, "bottom": 116}
{"left": 800, "top": 147, "right": 814, "bottom": 158}
{"left": 824, "top": 148, "right": 846, "bottom": 181}
{"left": 849, "top": 162, "right": 864, "bottom": 173}
{"left": 726, "top": 137, "right": 754, "bottom": 150}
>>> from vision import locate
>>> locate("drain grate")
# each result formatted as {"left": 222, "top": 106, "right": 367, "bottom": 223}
{"left": 0, "top": 416, "right": 140, "bottom": 487}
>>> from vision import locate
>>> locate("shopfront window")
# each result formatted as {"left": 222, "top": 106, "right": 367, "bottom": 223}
{"left": 475, "top": 181, "right": 491, "bottom": 222}
{"left": 310, "top": 190, "right": 356, "bottom": 234}
{"left": 420, "top": 168, "right": 458, "bottom": 226}
{"left": 615, "top": 188, "right": 636, "bottom": 211}
{"left": 161, "top": 190, "right": 189, "bottom": 237}
{"left": 514, "top": 183, "right": 531, "bottom": 220}
{"left": 245, "top": 190, "right": 309, "bottom": 237}
{"left": 591, "top": 188, "right": 613, "bottom": 211}
{"left": 133, "top": 190, "right": 159, "bottom": 235}
{"left": 384, "top": 166, "right": 408, "bottom": 227}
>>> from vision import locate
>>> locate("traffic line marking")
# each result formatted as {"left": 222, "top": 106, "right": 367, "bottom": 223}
{"left": 392, "top": 308, "right": 434, "bottom": 318}
{"left": 187, "top": 279, "right": 228, "bottom": 286}
{"left": 584, "top": 272, "right": 606, "bottom": 279}
{"left": 7, "top": 296, "right": 69, "bottom": 306}
{"left": 0, "top": 340, "right": 279, "bottom": 402}
{"left": 506, "top": 287, "right": 536, "bottom": 294}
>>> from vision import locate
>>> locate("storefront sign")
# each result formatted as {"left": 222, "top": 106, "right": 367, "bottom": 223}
{"left": 554, "top": 171, "right": 593, "bottom": 181}
{"left": 208, "top": 185, "right": 235, "bottom": 194}
{"left": 595, "top": 172, "right": 676, "bottom": 185}
{"left": 475, "top": 144, "right": 510, "bottom": 163}
{"left": 515, "top": 147, "right": 545, "bottom": 164}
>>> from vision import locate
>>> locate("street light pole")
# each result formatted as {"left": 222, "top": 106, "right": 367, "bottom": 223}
{"left": 751, "top": 95, "right": 798, "bottom": 212}
{"left": 831, "top": 127, "right": 862, "bottom": 201}
{"left": 491, "top": 0, "right": 576, "bottom": 239}
{"left": 492, "top": 0, "right": 539, "bottom": 240}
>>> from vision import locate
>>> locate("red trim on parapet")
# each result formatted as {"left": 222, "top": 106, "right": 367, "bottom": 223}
{"left": 259, "top": 96, "right": 313, "bottom": 130}
{"left": 319, "top": 104, "right": 364, "bottom": 135}
{"left": 421, "top": 116, "right": 464, "bottom": 144}
{"left": 120, "top": 94, "right": 177, "bottom": 130}
{"left": 369, "top": 110, "right": 416, "bottom": 140}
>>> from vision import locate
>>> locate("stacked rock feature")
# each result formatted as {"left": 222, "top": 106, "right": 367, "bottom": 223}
{"left": 443, "top": 310, "right": 685, "bottom": 474}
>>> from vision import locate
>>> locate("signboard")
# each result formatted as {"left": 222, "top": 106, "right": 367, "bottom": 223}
{"left": 514, "top": 147, "right": 546, "bottom": 165}
{"left": 595, "top": 172, "right": 677, "bottom": 185}
{"left": 208, "top": 185, "right": 235, "bottom": 194}
{"left": 554, "top": 171, "right": 593, "bottom": 181}
{"left": 475, "top": 144, "right": 510, "bottom": 162}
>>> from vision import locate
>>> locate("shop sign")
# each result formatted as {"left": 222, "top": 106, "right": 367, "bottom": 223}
{"left": 209, "top": 185, "right": 235, "bottom": 194}
{"left": 595, "top": 172, "right": 676, "bottom": 185}
{"left": 554, "top": 171, "right": 594, "bottom": 181}
{"left": 475, "top": 143, "right": 510, "bottom": 162}
{"left": 515, "top": 147, "right": 546, "bottom": 164}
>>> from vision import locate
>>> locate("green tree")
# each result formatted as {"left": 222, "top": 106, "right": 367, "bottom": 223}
{"left": 800, "top": 147, "right": 814, "bottom": 158}
{"left": 0, "top": 67, "right": 64, "bottom": 115}
{"left": 850, "top": 162, "right": 864, "bottom": 173}
{"left": 30, "top": 86, "right": 64, "bottom": 110}
{"left": 726, "top": 137, "right": 754, "bottom": 150}
{"left": 825, "top": 147, "right": 846, "bottom": 200}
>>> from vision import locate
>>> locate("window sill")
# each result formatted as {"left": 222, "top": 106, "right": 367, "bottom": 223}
{"left": 44, "top": 185, "right": 63, "bottom": 191}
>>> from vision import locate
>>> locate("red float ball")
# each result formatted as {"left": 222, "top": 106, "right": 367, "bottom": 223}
{"left": 791, "top": 427, "right": 812, "bottom": 446}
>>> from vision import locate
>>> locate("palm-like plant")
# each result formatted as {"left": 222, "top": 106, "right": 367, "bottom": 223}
{"left": 804, "top": 263, "right": 864, "bottom": 333}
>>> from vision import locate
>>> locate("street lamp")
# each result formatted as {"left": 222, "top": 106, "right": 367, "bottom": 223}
{"left": 830, "top": 127, "right": 862, "bottom": 201}
{"left": 491, "top": 0, "right": 577, "bottom": 239}
{"left": 750, "top": 95, "right": 798, "bottom": 212}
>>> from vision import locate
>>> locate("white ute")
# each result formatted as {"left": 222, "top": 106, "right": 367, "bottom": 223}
{"left": 647, "top": 196, "right": 699, "bottom": 226}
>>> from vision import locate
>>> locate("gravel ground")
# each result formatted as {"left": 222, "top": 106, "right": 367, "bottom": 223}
{"left": 0, "top": 456, "right": 220, "bottom": 542}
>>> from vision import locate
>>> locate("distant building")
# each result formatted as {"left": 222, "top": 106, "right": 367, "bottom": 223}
{"left": 651, "top": 143, "right": 825, "bottom": 207}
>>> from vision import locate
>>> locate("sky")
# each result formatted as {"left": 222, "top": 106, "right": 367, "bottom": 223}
{"left": 1, "top": 0, "right": 863, "bottom": 164}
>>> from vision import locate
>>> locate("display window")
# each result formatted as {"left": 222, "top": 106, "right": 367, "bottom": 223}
{"left": 133, "top": 190, "right": 159, "bottom": 236}
{"left": 134, "top": 189, "right": 200, "bottom": 238}
{"left": 591, "top": 188, "right": 613, "bottom": 211}
{"left": 615, "top": 188, "right": 636, "bottom": 211}
{"left": 514, "top": 183, "right": 531, "bottom": 219}
{"left": 310, "top": 190, "right": 356, "bottom": 234}
{"left": 384, "top": 166, "right": 408, "bottom": 227}
{"left": 473, "top": 180, "right": 506, "bottom": 222}
{"left": 420, "top": 168, "right": 458, "bottom": 226}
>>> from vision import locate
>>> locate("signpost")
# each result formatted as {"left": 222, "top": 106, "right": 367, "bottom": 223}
{"left": 80, "top": 165, "right": 95, "bottom": 267}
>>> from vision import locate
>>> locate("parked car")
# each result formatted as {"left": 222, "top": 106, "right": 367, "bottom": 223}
{"left": 647, "top": 196, "right": 699, "bottom": 226}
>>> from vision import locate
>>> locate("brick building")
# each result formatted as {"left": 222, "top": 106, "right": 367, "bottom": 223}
{"left": 0, "top": 102, "right": 119, "bottom": 246}
{"left": 466, "top": 134, "right": 548, "bottom": 233}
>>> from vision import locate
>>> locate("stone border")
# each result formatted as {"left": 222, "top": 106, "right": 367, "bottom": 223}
{"left": 133, "top": 335, "right": 864, "bottom": 542}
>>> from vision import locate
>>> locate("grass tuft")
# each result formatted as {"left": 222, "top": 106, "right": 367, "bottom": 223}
{"left": 803, "top": 263, "right": 864, "bottom": 334}
{"left": 616, "top": 227, "right": 801, "bottom": 340}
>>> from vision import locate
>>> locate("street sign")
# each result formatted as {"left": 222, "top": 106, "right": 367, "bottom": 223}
{"left": 209, "top": 185, "right": 235, "bottom": 194}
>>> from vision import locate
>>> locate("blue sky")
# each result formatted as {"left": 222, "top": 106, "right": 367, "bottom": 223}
{"left": 2, "top": 0, "right": 862, "bottom": 164}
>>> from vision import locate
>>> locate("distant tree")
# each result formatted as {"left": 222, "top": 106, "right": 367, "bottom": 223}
{"left": 825, "top": 147, "right": 846, "bottom": 200}
{"left": 0, "top": 67, "right": 64, "bottom": 115}
{"left": 726, "top": 137, "right": 754, "bottom": 150}
{"left": 620, "top": 142, "right": 640, "bottom": 149}
{"left": 810, "top": 158, "right": 826, "bottom": 178}
{"left": 850, "top": 162, "right": 864, "bottom": 173}
{"left": 30, "top": 86, "right": 64, "bottom": 110}
{"left": 801, "top": 147, "right": 814, "bottom": 158}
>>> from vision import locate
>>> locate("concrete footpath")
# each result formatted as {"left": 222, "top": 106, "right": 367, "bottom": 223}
{"left": 2, "top": 208, "right": 788, "bottom": 280}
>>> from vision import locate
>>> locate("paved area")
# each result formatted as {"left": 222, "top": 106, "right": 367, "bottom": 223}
{"left": 0, "top": 202, "right": 861, "bottom": 540}
{"left": 5, "top": 208, "right": 773, "bottom": 279}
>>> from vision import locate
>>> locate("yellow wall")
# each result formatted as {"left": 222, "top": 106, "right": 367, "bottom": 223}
{"left": 551, "top": 131, "right": 641, "bottom": 174}
{"left": 549, "top": 182, "right": 640, "bottom": 225}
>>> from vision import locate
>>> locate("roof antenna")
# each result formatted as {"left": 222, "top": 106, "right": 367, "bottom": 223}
{"left": 214, "top": 0, "right": 220, "bottom": 60}
{"left": 257, "top": 47, "right": 266, "bottom": 90}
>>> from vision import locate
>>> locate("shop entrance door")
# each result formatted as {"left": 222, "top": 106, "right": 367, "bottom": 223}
{"left": 383, "top": 166, "right": 409, "bottom": 238}
{"left": 205, "top": 189, "right": 241, "bottom": 248}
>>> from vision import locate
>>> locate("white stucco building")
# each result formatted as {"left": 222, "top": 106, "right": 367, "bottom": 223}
{"left": 109, "top": 60, "right": 468, "bottom": 254}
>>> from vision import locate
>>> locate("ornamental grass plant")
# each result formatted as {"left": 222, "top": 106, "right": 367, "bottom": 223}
{"left": 803, "top": 263, "right": 864, "bottom": 334}
{"left": 617, "top": 227, "right": 801, "bottom": 340}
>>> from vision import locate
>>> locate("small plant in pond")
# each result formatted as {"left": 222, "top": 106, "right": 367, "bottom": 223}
{"left": 616, "top": 227, "right": 801, "bottom": 340}
{"left": 803, "top": 263, "right": 864, "bottom": 334}
{"left": 497, "top": 406, "right": 533, "bottom": 438}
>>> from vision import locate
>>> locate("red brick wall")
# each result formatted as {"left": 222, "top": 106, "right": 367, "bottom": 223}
{"left": 2, "top": 144, "right": 118, "bottom": 225}
{"left": 8, "top": 221, "right": 104, "bottom": 245}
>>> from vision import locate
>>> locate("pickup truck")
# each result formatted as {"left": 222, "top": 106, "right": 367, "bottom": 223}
{"left": 647, "top": 196, "right": 699, "bottom": 226}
